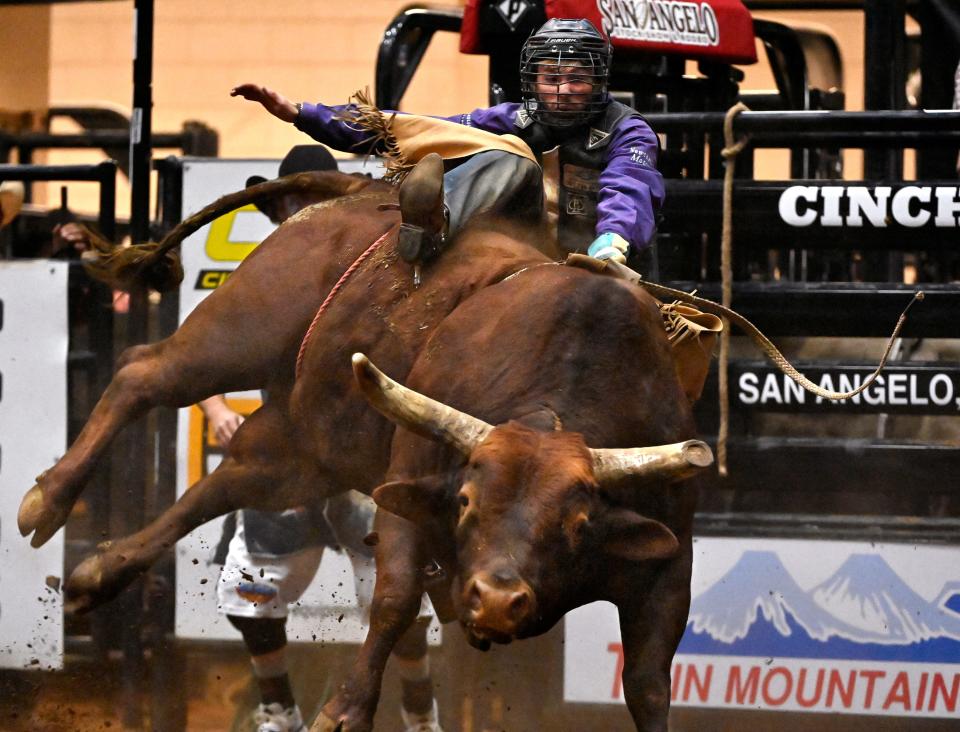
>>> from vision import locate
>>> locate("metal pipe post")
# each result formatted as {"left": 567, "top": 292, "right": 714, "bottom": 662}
{"left": 113, "top": 1, "right": 155, "bottom": 727}
{"left": 863, "top": 0, "right": 906, "bottom": 180}
{"left": 96, "top": 160, "right": 117, "bottom": 243}
{"left": 130, "top": 0, "right": 154, "bottom": 246}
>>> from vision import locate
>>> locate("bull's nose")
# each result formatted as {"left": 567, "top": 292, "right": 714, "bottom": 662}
{"left": 464, "top": 573, "right": 535, "bottom": 636}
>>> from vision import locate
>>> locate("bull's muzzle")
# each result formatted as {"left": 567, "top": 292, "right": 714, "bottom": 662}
{"left": 462, "top": 571, "right": 536, "bottom": 643}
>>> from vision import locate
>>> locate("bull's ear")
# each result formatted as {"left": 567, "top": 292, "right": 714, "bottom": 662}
{"left": 372, "top": 475, "right": 454, "bottom": 527}
{"left": 602, "top": 509, "right": 680, "bottom": 562}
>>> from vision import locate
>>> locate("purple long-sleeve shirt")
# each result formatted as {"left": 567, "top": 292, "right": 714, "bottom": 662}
{"left": 295, "top": 101, "right": 664, "bottom": 250}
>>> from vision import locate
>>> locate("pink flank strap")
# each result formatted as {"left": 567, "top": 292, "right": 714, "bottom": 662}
{"left": 295, "top": 224, "right": 398, "bottom": 380}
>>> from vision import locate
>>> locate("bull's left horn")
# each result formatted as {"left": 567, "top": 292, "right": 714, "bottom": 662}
{"left": 590, "top": 440, "right": 713, "bottom": 483}
{"left": 352, "top": 353, "right": 493, "bottom": 455}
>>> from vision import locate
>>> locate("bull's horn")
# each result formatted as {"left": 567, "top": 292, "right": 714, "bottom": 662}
{"left": 352, "top": 353, "right": 493, "bottom": 454}
{"left": 590, "top": 440, "right": 713, "bottom": 483}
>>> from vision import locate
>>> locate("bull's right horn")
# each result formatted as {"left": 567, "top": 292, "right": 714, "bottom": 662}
{"left": 590, "top": 440, "right": 713, "bottom": 484}
{"left": 352, "top": 353, "right": 493, "bottom": 455}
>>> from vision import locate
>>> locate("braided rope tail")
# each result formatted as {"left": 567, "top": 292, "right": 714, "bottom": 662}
{"left": 632, "top": 279, "right": 923, "bottom": 399}
{"left": 82, "top": 171, "right": 365, "bottom": 293}
{"left": 713, "top": 103, "right": 924, "bottom": 475}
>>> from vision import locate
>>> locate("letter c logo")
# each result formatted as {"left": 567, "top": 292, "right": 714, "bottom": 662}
{"left": 205, "top": 204, "right": 262, "bottom": 262}
{"left": 779, "top": 186, "right": 819, "bottom": 227}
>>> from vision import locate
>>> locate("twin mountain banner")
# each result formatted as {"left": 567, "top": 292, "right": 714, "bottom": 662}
{"left": 565, "top": 537, "right": 960, "bottom": 718}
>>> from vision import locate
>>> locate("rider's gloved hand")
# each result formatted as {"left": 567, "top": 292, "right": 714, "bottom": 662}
{"left": 588, "top": 232, "right": 629, "bottom": 264}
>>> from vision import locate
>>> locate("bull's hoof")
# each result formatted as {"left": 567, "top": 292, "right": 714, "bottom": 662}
{"left": 18, "top": 482, "right": 70, "bottom": 548}
{"left": 65, "top": 546, "right": 140, "bottom": 614}
{"left": 17, "top": 484, "right": 46, "bottom": 535}
{"left": 64, "top": 554, "right": 106, "bottom": 615}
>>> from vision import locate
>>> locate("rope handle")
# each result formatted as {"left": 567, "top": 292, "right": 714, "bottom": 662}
{"left": 628, "top": 276, "right": 924, "bottom": 400}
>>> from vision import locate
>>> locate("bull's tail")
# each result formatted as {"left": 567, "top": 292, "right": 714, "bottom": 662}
{"left": 83, "top": 171, "right": 373, "bottom": 293}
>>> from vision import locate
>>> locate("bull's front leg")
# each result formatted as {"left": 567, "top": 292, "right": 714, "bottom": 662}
{"left": 616, "top": 545, "right": 693, "bottom": 732}
{"left": 313, "top": 512, "right": 428, "bottom": 732}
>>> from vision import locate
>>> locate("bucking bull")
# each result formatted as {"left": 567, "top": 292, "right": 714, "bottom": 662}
{"left": 19, "top": 168, "right": 718, "bottom": 731}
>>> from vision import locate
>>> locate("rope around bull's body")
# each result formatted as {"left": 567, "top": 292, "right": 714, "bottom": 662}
{"left": 294, "top": 224, "right": 399, "bottom": 379}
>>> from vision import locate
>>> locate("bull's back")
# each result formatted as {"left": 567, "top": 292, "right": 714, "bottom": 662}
{"left": 164, "top": 191, "right": 399, "bottom": 390}
{"left": 403, "top": 265, "right": 694, "bottom": 449}
{"left": 289, "top": 225, "right": 553, "bottom": 491}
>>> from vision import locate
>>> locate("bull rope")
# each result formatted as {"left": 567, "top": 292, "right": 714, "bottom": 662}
{"left": 613, "top": 264, "right": 920, "bottom": 389}
{"left": 294, "top": 224, "right": 399, "bottom": 380}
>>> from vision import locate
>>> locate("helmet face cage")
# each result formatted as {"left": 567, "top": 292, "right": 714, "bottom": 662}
{"left": 520, "top": 20, "right": 612, "bottom": 128}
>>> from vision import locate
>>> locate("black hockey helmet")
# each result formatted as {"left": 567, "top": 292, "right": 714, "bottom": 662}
{"left": 519, "top": 18, "right": 612, "bottom": 128}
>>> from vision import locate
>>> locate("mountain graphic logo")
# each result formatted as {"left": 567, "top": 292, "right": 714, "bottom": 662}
{"left": 679, "top": 550, "right": 960, "bottom": 663}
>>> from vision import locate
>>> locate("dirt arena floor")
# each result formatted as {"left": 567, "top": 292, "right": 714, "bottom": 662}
{"left": 3, "top": 630, "right": 957, "bottom": 731}
{"left": 1, "top": 641, "right": 416, "bottom": 731}
{"left": 0, "top": 630, "right": 589, "bottom": 732}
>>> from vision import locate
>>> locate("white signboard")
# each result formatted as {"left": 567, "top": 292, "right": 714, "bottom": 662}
{"left": 565, "top": 537, "right": 960, "bottom": 718}
{"left": 0, "top": 261, "right": 68, "bottom": 669}
{"left": 173, "top": 157, "right": 430, "bottom": 644}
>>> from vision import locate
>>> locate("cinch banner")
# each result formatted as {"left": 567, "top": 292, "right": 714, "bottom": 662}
{"left": 565, "top": 537, "right": 960, "bottom": 718}
{"left": 0, "top": 261, "right": 68, "bottom": 669}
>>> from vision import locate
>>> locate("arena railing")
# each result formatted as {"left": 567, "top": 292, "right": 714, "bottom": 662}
{"left": 0, "top": 160, "right": 123, "bottom": 648}
{"left": 624, "top": 112, "right": 960, "bottom": 514}
{"left": 0, "top": 120, "right": 218, "bottom": 204}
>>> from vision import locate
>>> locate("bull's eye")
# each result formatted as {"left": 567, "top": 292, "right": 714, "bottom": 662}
{"left": 567, "top": 511, "right": 590, "bottom": 547}
{"left": 457, "top": 485, "right": 476, "bottom": 525}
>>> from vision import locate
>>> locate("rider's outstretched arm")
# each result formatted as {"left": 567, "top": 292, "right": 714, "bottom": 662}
{"left": 232, "top": 83, "right": 388, "bottom": 155}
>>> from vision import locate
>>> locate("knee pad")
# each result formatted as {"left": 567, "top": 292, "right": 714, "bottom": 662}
{"left": 227, "top": 614, "right": 288, "bottom": 656}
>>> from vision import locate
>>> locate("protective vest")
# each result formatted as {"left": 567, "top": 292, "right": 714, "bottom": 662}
{"left": 512, "top": 101, "right": 640, "bottom": 251}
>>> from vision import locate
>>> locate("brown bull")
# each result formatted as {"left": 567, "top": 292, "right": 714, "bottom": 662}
{"left": 313, "top": 265, "right": 712, "bottom": 732}
{"left": 17, "top": 169, "right": 552, "bottom": 614}
{"left": 18, "top": 167, "right": 708, "bottom": 730}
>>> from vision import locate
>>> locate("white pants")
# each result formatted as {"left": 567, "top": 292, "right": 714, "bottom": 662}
{"left": 216, "top": 493, "right": 433, "bottom": 620}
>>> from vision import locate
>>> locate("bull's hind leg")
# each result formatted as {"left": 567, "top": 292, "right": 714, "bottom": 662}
{"left": 19, "top": 340, "right": 245, "bottom": 548}
{"left": 314, "top": 512, "right": 428, "bottom": 732}
{"left": 65, "top": 403, "right": 310, "bottom": 613}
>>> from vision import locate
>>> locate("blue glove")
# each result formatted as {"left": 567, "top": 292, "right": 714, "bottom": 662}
{"left": 588, "top": 232, "right": 629, "bottom": 264}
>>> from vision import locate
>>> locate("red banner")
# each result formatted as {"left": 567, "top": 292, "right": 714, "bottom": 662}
{"left": 461, "top": 0, "right": 757, "bottom": 65}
